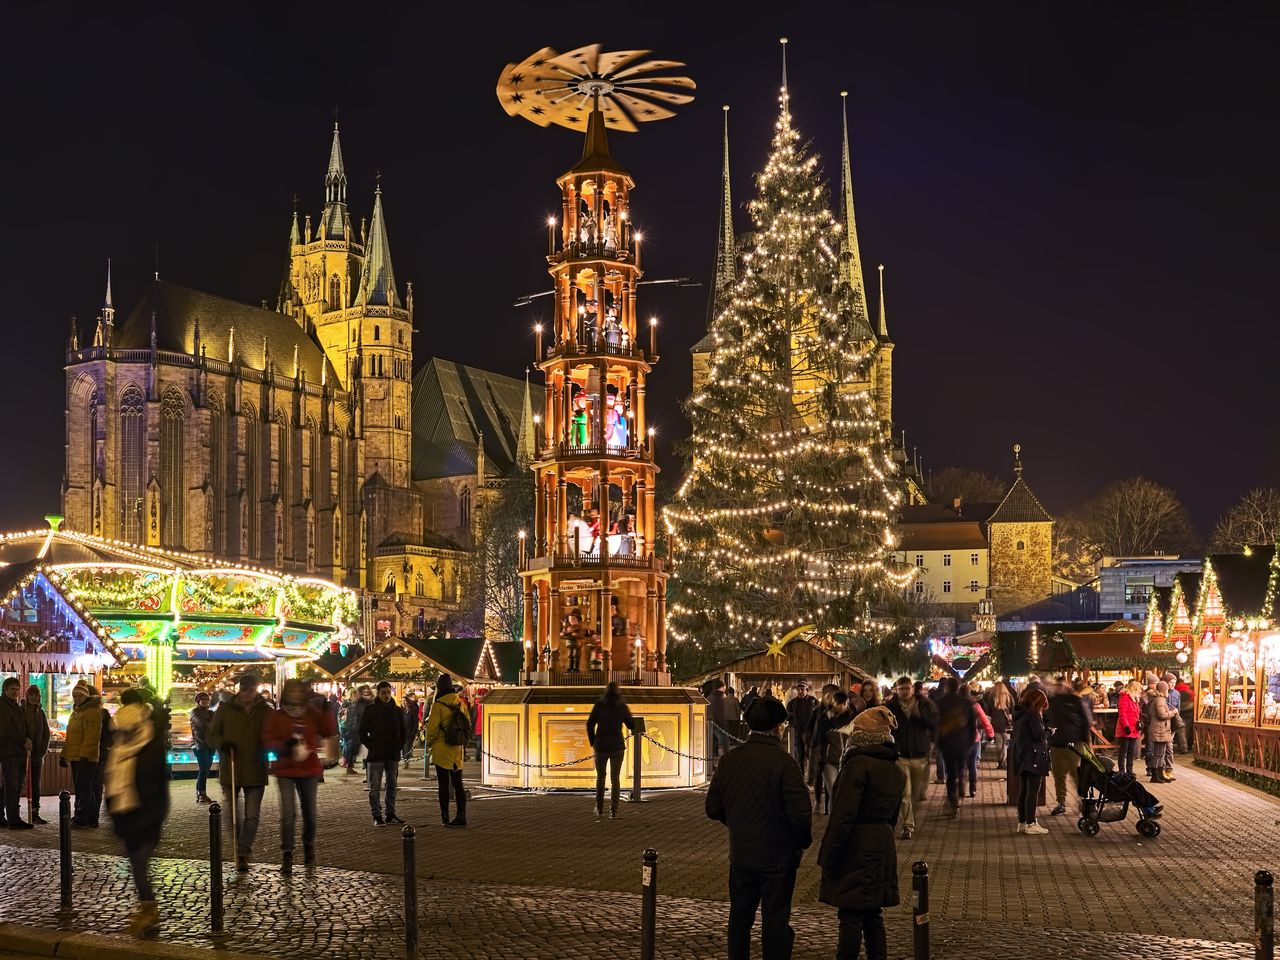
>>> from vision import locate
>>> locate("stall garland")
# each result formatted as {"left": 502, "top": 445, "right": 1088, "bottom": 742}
{"left": 65, "top": 570, "right": 170, "bottom": 611}
{"left": 179, "top": 574, "right": 274, "bottom": 616}
{"left": 282, "top": 580, "right": 358, "bottom": 626}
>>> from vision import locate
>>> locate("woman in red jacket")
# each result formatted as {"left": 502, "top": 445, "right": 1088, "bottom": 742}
{"left": 1114, "top": 679, "right": 1143, "bottom": 776}
{"left": 264, "top": 679, "right": 337, "bottom": 875}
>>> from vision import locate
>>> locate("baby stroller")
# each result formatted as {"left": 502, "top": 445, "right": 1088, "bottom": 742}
{"left": 1073, "top": 742, "right": 1164, "bottom": 838}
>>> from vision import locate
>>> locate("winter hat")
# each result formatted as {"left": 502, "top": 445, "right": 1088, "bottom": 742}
{"left": 745, "top": 696, "right": 787, "bottom": 731}
{"left": 436, "top": 673, "right": 455, "bottom": 695}
{"left": 1156, "top": 681, "right": 1170, "bottom": 695}
{"left": 852, "top": 705, "right": 897, "bottom": 736}
{"left": 1144, "top": 673, "right": 1159, "bottom": 686}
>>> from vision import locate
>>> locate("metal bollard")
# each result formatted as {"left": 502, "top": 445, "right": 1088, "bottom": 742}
{"left": 912, "top": 860, "right": 930, "bottom": 960}
{"left": 403, "top": 826, "right": 418, "bottom": 959}
{"left": 1258, "top": 869, "right": 1275, "bottom": 960}
{"left": 208, "top": 803, "right": 226, "bottom": 939}
{"left": 56, "top": 791, "right": 73, "bottom": 918}
{"left": 629, "top": 717, "right": 647, "bottom": 803}
{"left": 640, "top": 848, "right": 658, "bottom": 960}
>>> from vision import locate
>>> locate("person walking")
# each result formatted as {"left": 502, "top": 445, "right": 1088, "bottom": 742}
{"left": 587, "top": 681, "right": 635, "bottom": 820}
{"left": 1046, "top": 678, "right": 1091, "bottom": 817}
{"left": 21, "top": 685, "right": 50, "bottom": 824}
{"left": 708, "top": 682, "right": 731, "bottom": 759}
{"left": 209, "top": 672, "right": 270, "bottom": 872}
{"left": 807, "top": 685, "right": 842, "bottom": 814}
{"left": 342, "top": 685, "right": 372, "bottom": 775}
{"left": 402, "top": 691, "right": 421, "bottom": 767}
{"left": 984, "top": 682, "right": 1014, "bottom": 770}
{"left": 706, "top": 696, "right": 812, "bottom": 960}
{"left": 1146, "top": 681, "right": 1175, "bottom": 783}
{"left": 0, "top": 677, "right": 32, "bottom": 830}
{"left": 724, "top": 687, "right": 744, "bottom": 741}
{"left": 265, "top": 679, "right": 336, "bottom": 873}
{"left": 189, "top": 692, "right": 215, "bottom": 804}
{"left": 817, "top": 706, "right": 905, "bottom": 960}
{"left": 359, "top": 681, "right": 406, "bottom": 827}
{"left": 963, "top": 684, "right": 995, "bottom": 797}
{"left": 934, "top": 678, "right": 975, "bottom": 816}
{"left": 61, "top": 681, "right": 103, "bottom": 829}
{"left": 785, "top": 683, "right": 819, "bottom": 778}
{"left": 884, "top": 677, "right": 936, "bottom": 840}
{"left": 816, "top": 692, "right": 856, "bottom": 813}
{"left": 1115, "top": 680, "right": 1143, "bottom": 776}
{"left": 740, "top": 685, "right": 761, "bottom": 716}
{"left": 1011, "top": 686, "right": 1051, "bottom": 835}
{"left": 104, "top": 688, "right": 169, "bottom": 937}
{"left": 425, "top": 674, "right": 470, "bottom": 827}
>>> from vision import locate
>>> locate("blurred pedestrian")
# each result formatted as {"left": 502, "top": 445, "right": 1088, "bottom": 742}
{"left": 934, "top": 677, "right": 975, "bottom": 816}
{"left": 21, "top": 685, "right": 50, "bottom": 824}
{"left": 402, "top": 691, "right": 421, "bottom": 767}
{"left": 708, "top": 681, "right": 731, "bottom": 759}
{"left": 725, "top": 687, "right": 744, "bottom": 741}
{"left": 62, "top": 681, "right": 103, "bottom": 829}
{"left": 984, "top": 682, "right": 1013, "bottom": 771}
{"left": 265, "top": 679, "right": 336, "bottom": 873}
{"left": 105, "top": 688, "right": 168, "bottom": 937}
{"left": 425, "top": 674, "right": 470, "bottom": 828}
{"left": 858, "top": 680, "right": 881, "bottom": 710}
{"left": 807, "top": 684, "right": 842, "bottom": 814}
{"left": 1012, "top": 686, "right": 1050, "bottom": 835}
{"left": 360, "top": 681, "right": 406, "bottom": 827}
{"left": 189, "top": 692, "right": 215, "bottom": 804}
{"left": 885, "top": 677, "right": 936, "bottom": 840}
{"left": 209, "top": 672, "right": 270, "bottom": 872}
{"left": 0, "top": 677, "right": 31, "bottom": 829}
{"left": 587, "top": 681, "right": 635, "bottom": 820}
{"left": 816, "top": 691, "right": 855, "bottom": 813}
{"left": 964, "top": 684, "right": 994, "bottom": 797}
{"left": 341, "top": 685, "right": 372, "bottom": 776}
{"left": 706, "top": 696, "right": 811, "bottom": 960}
{"left": 817, "top": 706, "right": 905, "bottom": 960}
{"left": 786, "top": 682, "right": 818, "bottom": 776}
{"left": 1047, "top": 678, "right": 1090, "bottom": 817}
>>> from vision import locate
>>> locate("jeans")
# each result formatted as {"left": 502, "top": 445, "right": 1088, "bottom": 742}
{"left": 594, "top": 750, "right": 624, "bottom": 812}
{"left": 91, "top": 757, "right": 105, "bottom": 824}
{"left": 934, "top": 748, "right": 946, "bottom": 782}
{"left": 1149, "top": 741, "right": 1173, "bottom": 773}
{"left": 1049, "top": 745, "right": 1079, "bottom": 805}
{"left": 342, "top": 737, "right": 361, "bottom": 770}
{"left": 129, "top": 839, "right": 157, "bottom": 901}
{"left": 403, "top": 730, "right": 418, "bottom": 763}
{"left": 436, "top": 765, "right": 466, "bottom": 822}
{"left": 896, "top": 756, "right": 929, "bottom": 831}
{"left": 727, "top": 863, "right": 798, "bottom": 960}
{"left": 821, "top": 762, "right": 839, "bottom": 810}
{"left": 277, "top": 776, "right": 318, "bottom": 851}
{"left": 226, "top": 784, "right": 264, "bottom": 858}
{"left": 1018, "top": 773, "right": 1044, "bottom": 824}
{"left": 0, "top": 755, "right": 25, "bottom": 823}
{"left": 965, "top": 742, "right": 980, "bottom": 793}
{"left": 837, "top": 906, "right": 887, "bottom": 960}
{"left": 71, "top": 759, "right": 99, "bottom": 825}
{"left": 1116, "top": 737, "right": 1139, "bottom": 775}
{"left": 193, "top": 745, "right": 214, "bottom": 797}
{"left": 942, "top": 747, "right": 967, "bottom": 807}
{"left": 367, "top": 761, "right": 399, "bottom": 819}
{"left": 993, "top": 731, "right": 1009, "bottom": 768}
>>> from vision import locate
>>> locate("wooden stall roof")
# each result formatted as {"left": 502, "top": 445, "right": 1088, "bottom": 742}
{"left": 686, "top": 638, "right": 871, "bottom": 686}
{"left": 1040, "top": 620, "right": 1177, "bottom": 671}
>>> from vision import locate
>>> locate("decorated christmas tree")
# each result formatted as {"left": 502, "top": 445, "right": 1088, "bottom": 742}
{"left": 665, "top": 74, "right": 914, "bottom": 670}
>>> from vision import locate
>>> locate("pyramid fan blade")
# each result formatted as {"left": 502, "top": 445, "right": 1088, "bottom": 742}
{"left": 611, "top": 91, "right": 676, "bottom": 122}
{"left": 612, "top": 59, "right": 686, "bottom": 79}
{"left": 614, "top": 86, "right": 695, "bottom": 106}
{"left": 552, "top": 44, "right": 600, "bottom": 76}
{"left": 620, "top": 75, "right": 696, "bottom": 91}
{"left": 597, "top": 49, "right": 651, "bottom": 76}
{"left": 600, "top": 102, "right": 638, "bottom": 132}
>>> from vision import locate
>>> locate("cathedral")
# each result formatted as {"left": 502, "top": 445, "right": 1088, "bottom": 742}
{"left": 62, "top": 125, "right": 537, "bottom": 634}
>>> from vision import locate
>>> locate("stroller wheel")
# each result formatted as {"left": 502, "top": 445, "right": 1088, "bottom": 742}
{"left": 1137, "top": 819, "right": 1161, "bottom": 839}
{"left": 1077, "top": 817, "right": 1100, "bottom": 837}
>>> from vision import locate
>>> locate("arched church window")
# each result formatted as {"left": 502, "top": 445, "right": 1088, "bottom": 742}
{"left": 118, "top": 384, "right": 145, "bottom": 542}
{"left": 244, "top": 402, "right": 259, "bottom": 557}
{"left": 160, "top": 387, "right": 185, "bottom": 548}
{"left": 308, "top": 417, "right": 321, "bottom": 510}
{"left": 414, "top": 572, "right": 425, "bottom": 597}
{"left": 374, "top": 325, "right": 381, "bottom": 342}
{"left": 384, "top": 570, "right": 397, "bottom": 593}
{"left": 460, "top": 486, "right": 471, "bottom": 527}
{"left": 1017, "top": 540, "right": 1026, "bottom": 551}
{"left": 329, "top": 274, "right": 342, "bottom": 311}
{"left": 398, "top": 330, "right": 404, "bottom": 345}
{"left": 209, "top": 395, "right": 225, "bottom": 554}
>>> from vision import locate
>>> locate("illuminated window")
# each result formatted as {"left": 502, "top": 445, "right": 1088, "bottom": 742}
{"left": 1224, "top": 640, "right": 1257, "bottom": 726}
{"left": 329, "top": 274, "right": 342, "bottom": 310}
{"left": 914, "top": 554, "right": 924, "bottom": 567}
{"left": 118, "top": 384, "right": 145, "bottom": 542}
{"left": 414, "top": 572, "right": 425, "bottom": 597}
{"left": 943, "top": 554, "right": 951, "bottom": 567}
{"left": 384, "top": 570, "right": 397, "bottom": 593}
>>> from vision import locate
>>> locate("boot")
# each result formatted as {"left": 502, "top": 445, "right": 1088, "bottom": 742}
{"left": 609, "top": 800, "right": 619, "bottom": 820}
{"left": 303, "top": 845, "right": 316, "bottom": 868}
{"left": 594, "top": 802, "right": 603, "bottom": 821}
{"left": 280, "top": 851, "right": 293, "bottom": 876}
{"left": 236, "top": 856, "right": 249, "bottom": 873}
{"left": 128, "top": 901, "right": 160, "bottom": 937}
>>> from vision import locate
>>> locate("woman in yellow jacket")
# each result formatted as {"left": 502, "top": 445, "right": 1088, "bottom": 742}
{"left": 62, "top": 682, "right": 104, "bottom": 827}
{"left": 425, "top": 674, "right": 469, "bottom": 828}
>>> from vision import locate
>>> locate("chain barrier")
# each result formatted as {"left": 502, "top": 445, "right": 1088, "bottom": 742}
{"left": 639, "top": 731, "right": 720, "bottom": 764}
{"left": 477, "top": 733, "right": 633, "bottom": 770}
{"left": 710, "top": 720, "right": 748, "bottom": 744}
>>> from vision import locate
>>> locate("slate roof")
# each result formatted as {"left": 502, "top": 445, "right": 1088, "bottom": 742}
{"left": 898, "top": 521, "right": 988, "bottom": 551}
{"left": 378, "top": 530, "right": 468, "bottom": 552}
{"left": 116, "top": 281, "right": 339, "bottom": 385}
{"left": 411, "top": 358, "right": 543, "bottom": 481}
{"left": 987, "top": 477, "right": 1053, "bottom": 524}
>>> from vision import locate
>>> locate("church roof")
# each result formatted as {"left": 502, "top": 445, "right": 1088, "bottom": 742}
{"left": 358, "top": 185, "right": 399, "bottom": 308}
{"left": 411, "top": 358, "right": 544, "bottom": 481}
{"left": 116, "top": 281, "right": 338, "bottom": 385}
{"left": 377, "top": 530, "right": 468, "bottom": 552}
{"left": 987, "top": 478, "right": 1053, "bottom": 525}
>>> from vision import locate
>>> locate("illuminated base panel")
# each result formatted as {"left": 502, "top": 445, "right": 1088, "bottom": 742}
{"left": 481, "top": 686, "right": 707, "bottom": 790}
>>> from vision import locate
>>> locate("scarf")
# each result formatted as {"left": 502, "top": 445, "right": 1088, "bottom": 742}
{"left": 846, "top": 728, "right": 892, "bottom": 749}
{"left": 104, "top": 703, "right": 153, "bottom": 815}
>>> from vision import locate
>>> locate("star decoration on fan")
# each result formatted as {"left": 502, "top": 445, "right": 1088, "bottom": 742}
{"left": 497, "top": 44, "right": 695, "bottom": 133}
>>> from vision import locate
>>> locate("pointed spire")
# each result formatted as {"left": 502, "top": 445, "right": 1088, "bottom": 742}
{"left": 102, "top": 259, "right": 115, "bottom": 325}
{"left": 67, "top": 316, "right": 79, "bottom": 353}
{"left": 779, "top": 37, "right": 789, "bottom": 99}
{"left": 1013, "top": 443, "right": 1023, "bottom": 479}
{"left": 707, "top": 105, "right": 736, "bottom": 329}
{"left": 227, "top": 325, "right": 236, "bottom": 364}
{"left": 839, "top": 92, "right": 869, "bottom": 331}
{"left": 193, "top": 315, "right": 202, "bottom": 356}
{"left": 321, "top": 123, "right": 350, "bottom": 241}
{"left": 515, "top": 369, "right": 537, "bottom": 466}
{"left": 877, "top": 263, "right": 889, "bottom": 340}
{"left": 358, "top": 179, "right": 400, "bottom": 308}
{"left": 278, "top": 201, "right": 300, "bottom": 314}
{"left": 289, "top": 196, "right": 301, "bottom": 246}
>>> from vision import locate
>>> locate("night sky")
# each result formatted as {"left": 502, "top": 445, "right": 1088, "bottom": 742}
{"left": 2, "top": 2, "right": 1276, "bottom": 536}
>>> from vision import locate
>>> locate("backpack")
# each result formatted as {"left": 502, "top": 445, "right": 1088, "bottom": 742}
{"left": 442, "top": 701, "right": 470, "bottom": 747}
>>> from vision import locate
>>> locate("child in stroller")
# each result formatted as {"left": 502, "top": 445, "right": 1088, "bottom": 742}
{"left": 1073, "top": 742, "right": 1164, "bottom": 838}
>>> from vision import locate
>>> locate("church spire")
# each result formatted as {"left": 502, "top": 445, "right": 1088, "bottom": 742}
{"left": 877, "top": 263, "right": 889, "bottom": 340}
{"left": 278, "top": 200, "right": 300, "bottom": 314}
{"left": 358, "top": 179, "right": 400, "bottom": 308}
{"left": 321, "top": 123, "right": 350, "bottom": 241}
{"left": 839, "top": 92, "right": 869, "bottom": 329}
{"left": 515, "top": 369, "right": 536, "bottom": 466}
{"left": 707, "top": 105, "right": 736, "bottom": 329}
{"left": 103, "top": 258, "right": 115, "bottom": 325}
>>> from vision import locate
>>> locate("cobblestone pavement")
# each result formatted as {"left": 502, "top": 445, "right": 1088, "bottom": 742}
{"left": 0, "top": 753, "right": 1268, "bottom": 958}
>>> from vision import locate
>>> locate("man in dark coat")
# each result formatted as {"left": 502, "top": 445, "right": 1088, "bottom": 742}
{"left": 360, "top": 681, "right": 406, "bottom": 826}
{"left": 706, "top": 682, "right": 730, "bottom": 759}
{"left": 933, "top": 677, "right": 975, "bottom": 815}
{"left": 785, "top": 683, "right": 819, "bottom": 776}
{"left": 586, "top": 681, "right": 635, "bottom": 819}
{"left": 884, "top": 677, "right": 937, "bottom": 839}
{"left": 1047, "top": 678, "right": 1091, "bottom": 815}
{"left": 706, "top": 696, "right": 812, "bottom": 960}
{"left": 0, "top": 677, "right": 31, "bottom": 829}
{"left": 22, "top": 686, "right": 51, "bottom": 824}
{"left": 818, "top": 705, "right": 905, "bottom": 960}
{"left": 402, "top": 693, "right": 421, "bottom": 767}
{"left": 208, "top": 672, "right": 271, "bottom": 870}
